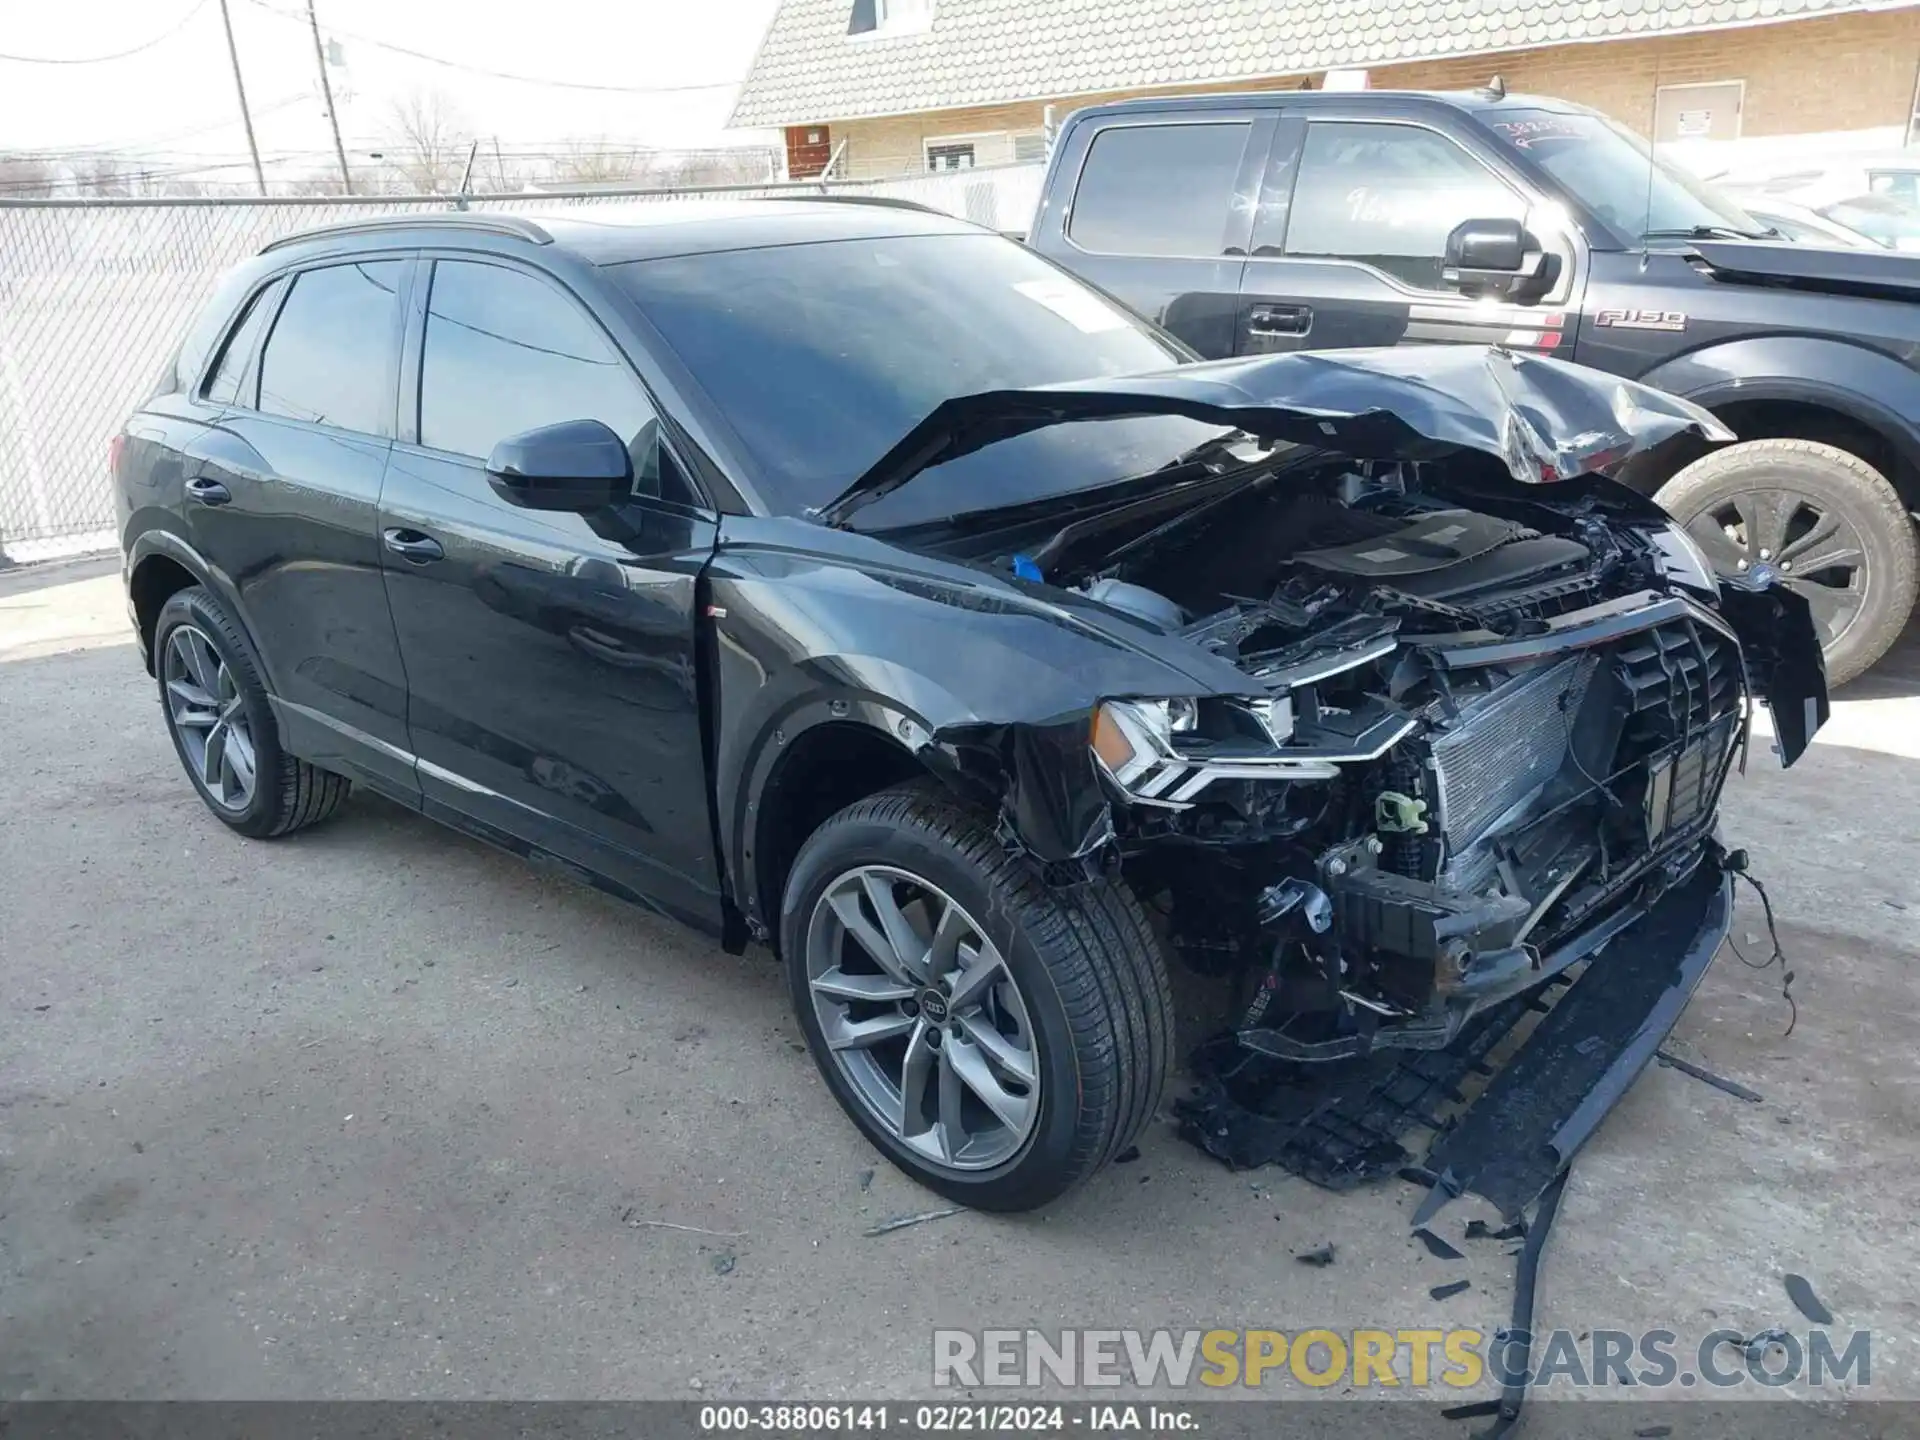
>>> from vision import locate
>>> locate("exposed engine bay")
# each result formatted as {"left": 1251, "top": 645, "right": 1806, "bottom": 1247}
{"left": 1041, "top": 450, "right": 1756, "bottom": 1062}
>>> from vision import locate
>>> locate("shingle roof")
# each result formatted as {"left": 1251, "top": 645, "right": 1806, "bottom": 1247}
{"left": 730, "top": 0, "right": 1909, "bottom": 128}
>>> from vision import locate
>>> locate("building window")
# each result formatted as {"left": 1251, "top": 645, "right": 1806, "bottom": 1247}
{"left": 1653, "top": 81, "right": 1744, "bottom": 143}
{"left": 1013, "top": 131, "right": 1049, "bottom": 165}
{"left": 849, "top": 0, "right": 931, "bottom": 36}
{"left": 926, "top": 142, "right": 976, "bottom": 172}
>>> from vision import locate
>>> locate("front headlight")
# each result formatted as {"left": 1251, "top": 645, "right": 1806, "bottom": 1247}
{"left": 1650, "top": 521, "right": 1720, "bottom": 595}
{"left": 1091, "top": 696, "right": 1316, "bottom": 804}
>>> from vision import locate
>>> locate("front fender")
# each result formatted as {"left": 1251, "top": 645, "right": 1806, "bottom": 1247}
{"left": 1638, "top": 335, "right": 1920, "bottom": 475}
{"left": 709, "top": 518, "right": 1249, "bottom": 903}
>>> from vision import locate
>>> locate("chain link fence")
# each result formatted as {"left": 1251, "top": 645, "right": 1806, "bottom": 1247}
{"left": 0, "top": 162, "right": 1045, "bottom": 561}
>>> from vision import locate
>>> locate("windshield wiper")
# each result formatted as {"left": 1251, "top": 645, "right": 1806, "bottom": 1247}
{"left": 1642, "top": 224, "right": 1782, "bottom": 242}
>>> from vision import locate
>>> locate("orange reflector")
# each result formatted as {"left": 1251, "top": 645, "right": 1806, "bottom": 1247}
{"left": 1090, "top": 705, "right": 1137, "bottom": 772}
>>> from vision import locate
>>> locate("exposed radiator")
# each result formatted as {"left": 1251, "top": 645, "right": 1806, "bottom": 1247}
{"left": 1430, "top": 654, "right": 1597, "bottom": 883}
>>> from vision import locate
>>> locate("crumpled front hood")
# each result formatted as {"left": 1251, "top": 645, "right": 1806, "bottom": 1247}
{"left": 814, "top": 344, "right": 1732, "bottom": 526}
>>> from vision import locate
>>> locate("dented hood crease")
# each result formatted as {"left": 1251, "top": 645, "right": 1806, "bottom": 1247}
{"left": 815, "top": 344, "right": 1732, "bottom": 527}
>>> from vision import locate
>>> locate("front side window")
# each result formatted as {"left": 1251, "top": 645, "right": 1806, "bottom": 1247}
{"left": 203, "top": 279, "right": 282, "bottom": 406}
{"left": 418, "top": 260, "right": 688, "bottom": 502}
{"left": 1284, "top": 122, "right": 1526, "bottom": 291}
{"left": 1069, "top": 122, "right": 1253, "bottom": 258}
{"left": 257, "top": 260, "right": 404, "bottom": 434}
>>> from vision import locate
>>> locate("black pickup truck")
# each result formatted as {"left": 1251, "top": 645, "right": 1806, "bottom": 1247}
{"left": 1028, "top": 87, "right": 1920, "bottom": 684}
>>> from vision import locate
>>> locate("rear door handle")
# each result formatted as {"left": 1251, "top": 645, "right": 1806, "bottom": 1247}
{"left": 185, "top": 477, "right": 231, "bottom": 506}
{"left": 1247, "top": 303, "right": 1313, "bottom": 336}
{"left": 382, "top": 527, "right": 444, "bottom": 563}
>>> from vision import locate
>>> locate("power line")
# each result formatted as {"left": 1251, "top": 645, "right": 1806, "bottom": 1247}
{"left": 240, "top": 0, "right": 745, "bottom": 94}
{"left": 0, "top": 0, "right": 212, "bottom": 64}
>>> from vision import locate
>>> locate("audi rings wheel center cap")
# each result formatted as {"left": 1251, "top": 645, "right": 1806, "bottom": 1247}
{"left": 918, "top": 989, "right": 951, "bottom": 1024}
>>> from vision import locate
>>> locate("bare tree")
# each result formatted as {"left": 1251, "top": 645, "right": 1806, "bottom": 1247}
{"left": 284, "top": 171, "right": 351, "bottom": 196}
{"left": 70, "top": 157, "right": 135, "bottom": 197}
{"left": 548, "top": 142, "right": 642, "bottom": 187}
{"left": 379, "top": 90, "right": 474, "bottom": 194}
{"left": 0, "top": 153, "right": 57, "bottom": 197}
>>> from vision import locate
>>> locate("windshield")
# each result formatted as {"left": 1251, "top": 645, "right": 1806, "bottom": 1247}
{"left": 611, "top": 233, "right": 1225, "bottom": 528}
{"left": 1477, "top": 107, "right": 1767, "bottom": 245}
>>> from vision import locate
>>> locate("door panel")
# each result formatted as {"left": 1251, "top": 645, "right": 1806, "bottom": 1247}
{"left": 187, "top": 257, "right": 417, "bottom": 798}
{"left": 380, "top": 256, "right": 722, "bottom": 929}
{"left": 1044, "top": 113, "right": 1273, "bottom": 358}
{"left": 1238, "top": 116, "right": 1581, "bottom": 359}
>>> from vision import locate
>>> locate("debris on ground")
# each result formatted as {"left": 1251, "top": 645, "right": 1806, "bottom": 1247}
{"left": 619, "top": 1207, "right": 745, "bottom": 1238}
{"left": 856, "top": 1169, "right": 875, "bottom": 1193}
{"left": 1413, "top": 1227, "right": 1465, "bottom": 1261}
{"left": 1465, "top": 1218, "right": 1526, "bottom": 1243}
{"left": 1113, "top": 1145, "right": 1142, "bottom": 1164}
{"left": 1784, "top": 1272, "right": 1834, "bottom": 1324}
{"left": 862, "top": 1206, "right": 964, "bottom": 1238}
{"left": 1429, "top": 1279, "right": 1471, "bottom": 1301}
{"left": 1635, "top": 1425, "right": 1674, "bottom": 1438}
{"left": 1294, "top": 1244, "right": 1336, "bottom": 1267}
{"left": 1727, "top": 1326, "right": 1794, "bottom": 1365}
{"left": 1656, "top": 1049, "right": 1764, "bottom": 1103}
{"left": 710, "top": 1250, "right": 736, "bottom": 1277}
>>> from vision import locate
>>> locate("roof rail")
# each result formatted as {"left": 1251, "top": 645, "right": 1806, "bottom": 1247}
{"left": 260, "top": 212, "right": 552, "bottom": 253}
{"left": 765, "top": 192, "right": 945, "bottom": 217}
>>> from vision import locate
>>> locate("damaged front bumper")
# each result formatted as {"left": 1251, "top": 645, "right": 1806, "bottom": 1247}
{"left": 1179, "top": 850, "right": 1734, "bottom": 1220}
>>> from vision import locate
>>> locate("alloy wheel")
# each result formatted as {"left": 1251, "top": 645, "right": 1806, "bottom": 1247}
{"left": 162, "top": 624, "right": 258, "bottom": 813}
{"left": 805, "top": 865, "right": 1040, "bottom": 1171}
{"left": 1682, "top": 487, "right": 1869, "bottom": 647}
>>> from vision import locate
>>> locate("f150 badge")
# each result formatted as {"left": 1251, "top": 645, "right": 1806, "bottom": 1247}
{"left": 1595, "top": 308, "right": 1688, "bottom": 332}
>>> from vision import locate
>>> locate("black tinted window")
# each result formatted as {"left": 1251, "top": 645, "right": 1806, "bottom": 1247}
{"left": 1285, "top": 123, "right": 1525, "bottom": 290}
{"left": 419, "top": 260, "right": 687, "bottom": 501}
{"left": 203, "top": 280, "right": 279, "bottom": 406}
{"left": 1069, "top": 122, "right": 1251, "bottom": 256}
{"left": 614, "top": 233, "right": 1217, "bottom": 528}
{"left": 257, "top": 261, "right": 403, "bottom": 434}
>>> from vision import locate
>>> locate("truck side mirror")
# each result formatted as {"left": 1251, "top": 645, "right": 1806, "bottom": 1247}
{"left": 1444, "top": 218, "right": 1551, "bottom": 301}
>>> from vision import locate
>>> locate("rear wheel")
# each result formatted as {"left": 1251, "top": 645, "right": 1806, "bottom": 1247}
{"left": 782, "top": 782, "right": 1172, "bottom": 1212}
{"left": 1657, "top": 438, "right": 1917, "bottom": 687}
{"left": 155, "top": 586, "right": 350, "bottom": 837}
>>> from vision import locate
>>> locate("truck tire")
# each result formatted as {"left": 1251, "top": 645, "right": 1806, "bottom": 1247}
{"left": 1656, "top": 439, "right": 1917, "bottom": 687}
{"left": 782, "top": 781, "right": 1173, "bottom": 1212}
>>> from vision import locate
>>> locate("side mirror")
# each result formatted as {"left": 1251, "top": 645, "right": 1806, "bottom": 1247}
{"left": 485, "top": 419, "right": 632, "bottom": 512}
{"left": 1443, "top": 218, "right": 1550, "bottom": 301}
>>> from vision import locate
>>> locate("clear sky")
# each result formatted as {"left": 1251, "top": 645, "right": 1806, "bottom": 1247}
{"left": 1, "top": 0, "right": 786, "bottom": 185}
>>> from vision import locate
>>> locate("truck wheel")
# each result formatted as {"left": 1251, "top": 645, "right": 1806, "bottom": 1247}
{"left": 781, "top": 781, "right": 1172, "bottom": 1212}
{"left": 1656, "top": 439, "right": 1917, "bottom": 687}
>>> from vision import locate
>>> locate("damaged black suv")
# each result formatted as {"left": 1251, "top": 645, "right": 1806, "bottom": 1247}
{"left": 115, "top": 201, "right": 1826, "bottom": 1212}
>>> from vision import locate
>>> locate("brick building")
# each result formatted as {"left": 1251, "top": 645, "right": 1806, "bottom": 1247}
{"left": 731, "top": 0, "right": 1920, "bottom": 179}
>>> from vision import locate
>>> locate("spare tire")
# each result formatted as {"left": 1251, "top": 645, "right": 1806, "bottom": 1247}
{"left": 1656, "top": 438, "right": 1917, "bottom": 687}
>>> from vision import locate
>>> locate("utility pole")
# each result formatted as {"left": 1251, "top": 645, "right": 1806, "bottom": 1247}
{"left": 216, "top": 0, "right": 267, "bottom": 196}
{"left": 305, "top": 0, "right": 353, "bottom": 194}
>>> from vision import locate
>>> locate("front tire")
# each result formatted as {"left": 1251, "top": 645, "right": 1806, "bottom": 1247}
{"left": 1656, "top": 439, "right": 1917, "bottom": 687}
{"left": 154, "top": 586, "right": 350, "bottom": 838}
{"left": 782, "top": 782, "right": 1173, "bottom": 1212}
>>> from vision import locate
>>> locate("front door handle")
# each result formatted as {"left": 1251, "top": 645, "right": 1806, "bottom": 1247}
{"left": 1247, "top": 303, "right": 1313, "bottom": 337}
{"left": 185, "top": 477, "right": 232, "bottom": 506}
{"left": 382, "top": 527, "right": 444, "bottom": 563}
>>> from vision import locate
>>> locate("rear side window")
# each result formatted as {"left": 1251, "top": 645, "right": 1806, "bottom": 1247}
{"left": 1069, "top": 122, "right": 1252, "bottom": 257}
{"left": 202, "top": 280, "right": 281, "bottom": 406}
{"left": 257, "top": 260, "right": 405, "bottom": 435}
{"left": 417, "top": 259, "right": 692, "bottom": 503}
{"left": 1284, "top": 122, "right": 1525, "bottom": 291}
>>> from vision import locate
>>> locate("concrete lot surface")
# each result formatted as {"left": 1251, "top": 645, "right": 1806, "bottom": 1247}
{"left": 2, "top": 557, "right": 1916, "bottom": 1404}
